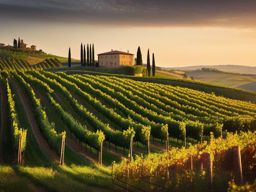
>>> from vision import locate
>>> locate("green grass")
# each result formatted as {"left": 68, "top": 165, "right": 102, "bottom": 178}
{"left": 0, "top": 166, "right": 32, "bottom": 192}
{"left": 18, "top": 166, "right": 90, "bottom": 192}
{"left": 60, "top": 165, "right": 111, "bottom": 188}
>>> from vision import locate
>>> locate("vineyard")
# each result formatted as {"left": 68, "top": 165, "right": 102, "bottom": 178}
{"left": 0, "top": 58, "right": 62, "bottom": 71}
{"left": 0, "top": 70, "right": 256, "bottom": 191}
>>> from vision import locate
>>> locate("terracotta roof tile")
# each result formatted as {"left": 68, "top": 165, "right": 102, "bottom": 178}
{"left": 98, "top": 50, "right": 133, "bottom": 56}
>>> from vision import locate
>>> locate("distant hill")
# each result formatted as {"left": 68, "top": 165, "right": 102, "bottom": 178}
{"left": 169, "top": 65, "right": 256, "bottom": 75}
{"left": 186, "top": 69, "right": 256, "bottom": 92}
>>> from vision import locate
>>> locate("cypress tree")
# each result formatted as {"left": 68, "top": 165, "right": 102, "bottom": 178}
{"left": 68, "top": 48, "right": 71, "bottom": 68}
{"left": 152, "top": 53, "right": 156, "bottom": 76}
{"left": 13, "top": 39, "right": 17, "bottom": 48}
{"left": 89, "top": 44, "right": 92, "bottom": 66}
{"left": 83, "top": 44, "right": 86, "bottom": 66}
{"left": 147, "top": 49, "right": 151, "bottom": 77}
{"left": 18, "top": 37, "right": 20, "bottom": 48}
{"left": 92, "top": 44, "right": 95, "bottom": 67}
{"left": 80, "top": 43, "right": 83, "bottom": 66}
{"left": 136, "top": 46, "right": 143, "bottom": 65}
{"left": 87, "top": 44, "right": 89, "bottom": 67}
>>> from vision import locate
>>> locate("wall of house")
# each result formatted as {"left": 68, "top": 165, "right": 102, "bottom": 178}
{"left": 118, "top": 54, "right": 134, "bottom": 66}
{"left": 99, "top": 54, "right": 134, "bottom": 67}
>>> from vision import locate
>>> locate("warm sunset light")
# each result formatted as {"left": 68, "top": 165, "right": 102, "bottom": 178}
{"left": 1, "top": 1, "right": 256, "bottom": 192}
{"left": 1, "top": 0, "right": 256, "bottom": 67}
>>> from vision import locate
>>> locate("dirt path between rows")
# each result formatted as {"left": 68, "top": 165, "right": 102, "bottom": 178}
{"left": 12, "top": 80, "right": 59, "bottom": 162}
{"left": 0, "top": 82, "right": 7, "bottom": 163}
{"left": 34, "top": 87, "right": 98, "bottom": 164}
{"left": 53, "top": 92, "right": 124, "bottom": 160}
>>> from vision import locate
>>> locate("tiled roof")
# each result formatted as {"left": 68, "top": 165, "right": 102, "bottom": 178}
{"left": 98, "top": 50, "right": 133, "bottom": 56}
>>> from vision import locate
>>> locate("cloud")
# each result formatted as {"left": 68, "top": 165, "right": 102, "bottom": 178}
{"left": 0, "top": 0, "right": 256, "bottom": 27}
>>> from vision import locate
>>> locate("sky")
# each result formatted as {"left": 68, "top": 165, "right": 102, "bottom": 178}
{"left": 1, "top": 0, "right": 256, "bottom": 67}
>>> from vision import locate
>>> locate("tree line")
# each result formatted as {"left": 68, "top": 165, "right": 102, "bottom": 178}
{"left": 68, "top": 43, "right": 97, "bottom": 68}
{"left": 135, "top": 46, "right": 156, "bottom": 77}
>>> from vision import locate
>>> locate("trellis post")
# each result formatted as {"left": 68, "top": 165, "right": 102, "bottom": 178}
{"left": 59, "top": 132, "right": 66, "bottom": 165}
{"left": 17, "top": 133, "right": 22, "bottom": 164}
{"left": 233, "top": 146, "right": 243, "bottom": 184}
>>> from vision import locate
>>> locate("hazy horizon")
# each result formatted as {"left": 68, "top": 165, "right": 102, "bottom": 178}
{"left": 1, "top": 0, "right": 256, "bottom": 67}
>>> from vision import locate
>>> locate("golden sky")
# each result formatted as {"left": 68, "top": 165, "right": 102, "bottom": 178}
{"left": 1, "top": 0, "right": 256, "bottom": 67}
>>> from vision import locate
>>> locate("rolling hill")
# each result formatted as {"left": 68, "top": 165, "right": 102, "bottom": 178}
{"left": 0, "top": 70, "right": 256, "bottom": 191}
{"left": 0, "top": 48, "right": 67, "bottom": 64}
{"left": 0, "top": 56, "right": 256, "bottom": 191}
{"left": 170, "top": 64, "right": 256, "bottom": 75}
{"left": 186, "top": 69, "right": 256, "bottom": 92}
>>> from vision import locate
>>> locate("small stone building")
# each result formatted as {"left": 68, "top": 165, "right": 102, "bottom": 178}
{"left": 98, "top": 50, "right": 134, "bottom": 67}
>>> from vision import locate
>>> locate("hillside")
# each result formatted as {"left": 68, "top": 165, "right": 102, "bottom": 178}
{"left": 170, "top": 64, "right": 256, "bottom": 75}
{"left": 0, "top": 48, "right": 67, "bottom": 64}
{"left": 186, "top": 69, "right": 256, "bottom": 92}
{"left": 0, "top": 64, "right": 256, "bottom": 191}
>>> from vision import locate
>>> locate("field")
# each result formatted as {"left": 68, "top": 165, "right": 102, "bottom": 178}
{"left": 0, "top": 62, "right": 256, "bottom": 191}
{"left": 186, "top": 70, "right": 256, "bottom": 92}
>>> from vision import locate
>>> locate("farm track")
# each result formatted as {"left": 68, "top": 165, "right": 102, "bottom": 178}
{"left": 0, "top": 83, "right": 7, "bottom": 163}
{"left": 53, "top": 92, "right": 124, "bottom": 160}
{"left": 12, "top": 80, "right": 59, "bottom": 162}
{"left": 0, "top": 81, "right": 14, "bottom": 163}
{"left": 34, "top": 87, "right": 98, "bottom": 164}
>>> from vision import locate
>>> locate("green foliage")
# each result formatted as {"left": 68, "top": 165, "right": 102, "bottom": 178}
{"left": 6, "top": 80, "right": 27, "bottom": 152}
{"left": 223, "top": 116, "right": 256, "bottom": 132}
{"left": 141, "top": 126, "right": 151, "bottom": 142}
{"left": 14, "top": 73, "right": 64, "bottom": 154}
{"left": 136, "top": 46, "right": 143, "bottom": 65}
{"left": 123, "top": 127, "right": 136, "bottom": 140}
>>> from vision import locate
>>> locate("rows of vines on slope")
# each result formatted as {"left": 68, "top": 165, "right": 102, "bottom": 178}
{"left": 13, "top": 73, "right": 64, "bottom": 155}
{"left": 0, "top": 58, "right": 61, "bottom": 72}
{"left": 92, "top": 75, "right": 211, "bottom": 120}
{"left": 113, "top": 131, "right": 256, "bottom": 181}
{"left": 6, "top": 79, "right": 27, "bottom": 159}
{"left": 42, "top": 71, "right": 152, "bottom": 145}
{"left": 158, "top": 83, "right": 255, "bottom": 116}
{"left": 28, "top": 71, "right": 130, "bottom": 148}
{"left": 102, "top": 76, "right": 256, "bottom": 134}
{"left": 84, "top": 75, "right": 219, "bottom": 139}
{"left": 21, "top": 72, "right": 105, "bottom": 151}
{"left": 72, "top": 74, "right": 205, "bottom": 142}
{"left": 109, "top": 76, "right": 229, "bottom": 118}
{"left": 167, "top": 83, "right": 256, "bottom": 113}
{"left": 59, "top": 73, "right": 171, "bottom": 140}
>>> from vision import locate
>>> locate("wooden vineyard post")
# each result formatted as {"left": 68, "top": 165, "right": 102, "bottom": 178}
{"left": 233, "top": 146, "right": 243, "bottom": 184}
{"left": 59, "top": 132, "right": 66, "bottom": 165}
{"left": 17, "top": 133, "right": 22, "bottom": 164}
{"left": 201, "top": 153, "right": 213, "bottom": 186}
{"left": 99, "top": 141, "right": 103, "bottom": 165}
{"left": 190, "top": 155, "right": 193, "bottom": 171}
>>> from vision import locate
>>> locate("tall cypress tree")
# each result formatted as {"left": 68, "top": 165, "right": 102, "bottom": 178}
{"left": 80, "top": 43, "right": 83, "bottom": 66}
{"left": 136, "top": 46, "right": 143, "bottom": 65}
{"left": 89, "top": 44, "right": 92, "bottom": 66}
{"left": 92, "top": 44, "right": 95, "bottom": 67}
{"left": 87, "top": 44, "right": 89, "bottom": 67}
{"left": 68, "top": 48, "right": 71, "bottom": 68}
{"left": 83, "top": 44, "right": 86, "bottom": 66}
{"left": 13, "top": 39, "right": 17, "bottom": 48}
{"left": 147, "top": 49, "right": 151, "bottom": 77}
{"left": 18, "top": 37, "right": 20, "bottom": 48}
{"left": 152, "top": 53, "right": 156, "bottom": 77}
